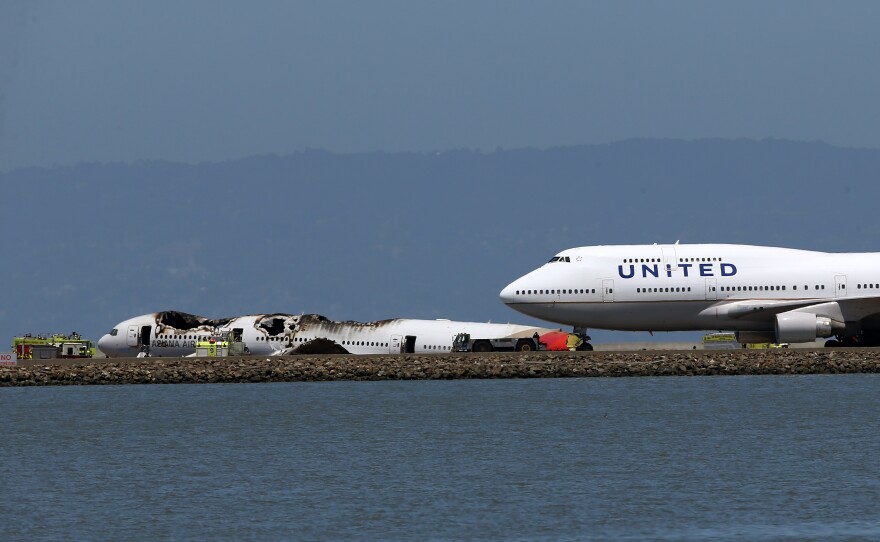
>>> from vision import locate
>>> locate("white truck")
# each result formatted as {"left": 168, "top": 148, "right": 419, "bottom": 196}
{"left": 451, "top": 333, "right": 540, "bottom": 353}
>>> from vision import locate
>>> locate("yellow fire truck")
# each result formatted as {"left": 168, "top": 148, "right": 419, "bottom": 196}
{"left": 12, "top": 333, "right": 96, "bottom": 360}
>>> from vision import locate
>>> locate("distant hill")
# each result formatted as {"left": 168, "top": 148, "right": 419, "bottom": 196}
{"left": 3, "top": 139, "right": 879, "bottom": 344}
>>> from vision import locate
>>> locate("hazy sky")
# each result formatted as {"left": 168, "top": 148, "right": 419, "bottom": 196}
{"left": 2, "top": 1, "right": 880, "bottom": 170}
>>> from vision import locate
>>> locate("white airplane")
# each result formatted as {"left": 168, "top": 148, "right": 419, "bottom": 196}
{"left": 97, "top": 311, "right": 553, "bottom": 358}
{"left": 500, "top": 243, "right": 880, "bottom": 349}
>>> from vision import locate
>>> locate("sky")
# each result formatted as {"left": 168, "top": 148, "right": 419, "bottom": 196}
{"left": 2, "top": 1, "right": 880, "bottom": 171}
{"left": 4, "top": 1, "right": 880, "bottom": 346}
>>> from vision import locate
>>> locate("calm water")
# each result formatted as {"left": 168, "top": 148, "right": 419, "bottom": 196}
{"left": 1, "top": 375, "right": 879, "bottom": 541}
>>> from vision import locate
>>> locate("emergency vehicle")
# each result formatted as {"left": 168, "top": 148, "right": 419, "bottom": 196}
{"left": 12, "top": 333, "right": 96, "bottom": 360}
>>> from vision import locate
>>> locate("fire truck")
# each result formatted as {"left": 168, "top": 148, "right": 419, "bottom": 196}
{"left": 12, "top": 333, "right": 96, "bottom": 360}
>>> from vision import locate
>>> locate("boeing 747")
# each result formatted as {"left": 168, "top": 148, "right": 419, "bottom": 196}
{"left": 500, "top": 243, "right": 880, "bottom": 349}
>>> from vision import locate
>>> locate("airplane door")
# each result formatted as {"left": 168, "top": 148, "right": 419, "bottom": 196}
{"left": 390, "top": 335, "right": 402, "bottom": 354}
{"left": 126, "top": 325, "right": 140, "bottom": 347}
{"left": 602, "top": 279, "right": 614, "bottom": 302}
{"left": 835, "top": 275, "right": 847, "bottom": 297}
{"left": 404, "top": 336, "right": 416, "bottom": 354}
{"left": 140, "top": 326, "right": 152, "bottom": 347}
{"left": 705, "top": 278, "right": 717, "bottom": 300}
{"left": 662, "top": 247, "right": 678, "bottom": 271}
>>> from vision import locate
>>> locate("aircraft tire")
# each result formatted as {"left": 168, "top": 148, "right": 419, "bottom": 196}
{"left": 472, "top": 341, "right": 493, "bottom": 353}
{"left": 515, "top": 339, "right": 536, "bottom": 352}
{"left": 824, "top": 339, "right": 841, "bottom": 348}
{"left": 577, "top": 342, "right": 594, "bottom": 351}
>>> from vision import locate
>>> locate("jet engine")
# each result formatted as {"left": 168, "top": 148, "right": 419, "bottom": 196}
{"left": 774, "top": 312, "right": 836, "bottom": 344}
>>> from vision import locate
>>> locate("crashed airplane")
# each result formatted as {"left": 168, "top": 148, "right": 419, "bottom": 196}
{"left": 96, "top": 311, "right": 554, "bottom": 358}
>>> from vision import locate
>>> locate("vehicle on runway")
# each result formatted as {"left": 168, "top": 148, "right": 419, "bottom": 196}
{"left": 500, "top": 243, "right": 880, "bottom": 349}
{"left": 97, "top": 311, "right": 553, "bottom": 358}
{"left": 13, "top": 333, "right": 96, "bottom": 360}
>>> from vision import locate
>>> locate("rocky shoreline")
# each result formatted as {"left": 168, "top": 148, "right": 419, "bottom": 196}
{"left": 3, "top": 349, "right": 880, "bottom": 386}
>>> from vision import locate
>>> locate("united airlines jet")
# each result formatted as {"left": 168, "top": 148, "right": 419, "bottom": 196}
{"left": 500, "top": 243, "right": 880, "bottom": 349}
{"left": 97, "top": 311, "right": 552, "bottom": 358}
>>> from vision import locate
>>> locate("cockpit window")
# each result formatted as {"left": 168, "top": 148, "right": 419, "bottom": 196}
{"left": 547, "top": 256, "right": 571, "bottom": 263}
{"left": 110, "top": 329, "right": 118, "bottom": 336}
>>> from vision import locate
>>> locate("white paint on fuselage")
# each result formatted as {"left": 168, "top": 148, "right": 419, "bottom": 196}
{"left": 500, "top": 244, "right": 880, "bottom": 333}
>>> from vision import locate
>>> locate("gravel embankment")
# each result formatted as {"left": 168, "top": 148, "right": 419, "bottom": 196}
{"left": 2, "top": 349, "right": 880, "bottom": 386}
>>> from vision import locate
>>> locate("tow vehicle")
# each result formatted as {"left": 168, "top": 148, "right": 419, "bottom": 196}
{"left": 452, "top": 333, "right": 540, "bottom": 352}
{"left": 452, "top": 329, "right": 592, "bottom": 352}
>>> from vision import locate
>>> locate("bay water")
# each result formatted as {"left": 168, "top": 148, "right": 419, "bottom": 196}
{"left": 2, "top": 375, "right": 879, "bottom": 540}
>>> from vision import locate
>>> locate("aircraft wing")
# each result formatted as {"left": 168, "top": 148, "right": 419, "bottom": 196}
{"left": 716, "top": 296, "right": 880, "bottom": 327}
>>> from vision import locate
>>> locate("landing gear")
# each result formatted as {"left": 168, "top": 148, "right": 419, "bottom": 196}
{"left": 824, "top": 339, "right": 841, "bottom": 348}
{"left": 576, "top": 342, "right": 594, "bottom": 351}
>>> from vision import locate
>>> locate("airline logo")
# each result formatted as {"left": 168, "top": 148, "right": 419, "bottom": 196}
{"left": 618, "top": 262, "right": 738, "bottom": 279}
{"left": 152, "top": 338, "right": 198, "bottom": 349}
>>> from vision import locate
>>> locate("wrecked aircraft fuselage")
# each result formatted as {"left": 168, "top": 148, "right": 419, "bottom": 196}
{"left": 97, "top": 311, "right": 555, "bottom": 358}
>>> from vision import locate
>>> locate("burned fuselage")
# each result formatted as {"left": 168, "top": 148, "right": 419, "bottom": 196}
{"left": 97, "top": 311, "right": 554, "bottom": 358}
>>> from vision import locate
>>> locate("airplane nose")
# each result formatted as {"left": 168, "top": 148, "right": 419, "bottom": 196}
{"left": 97, "top": 334, "right": 112, "bottom": 357}
{"left": 500, "top": 282, "right": 517, "bottom": 305}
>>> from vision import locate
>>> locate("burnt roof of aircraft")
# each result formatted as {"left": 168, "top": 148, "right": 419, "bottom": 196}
{"left": 298, "top": 314, "right": 396, "bottom": 328}
{"left": 155, "top": 311, "right": 400, "bottom": 333}
{"left": 156, "top": 311, "right": 234, "bottom": 329}
{"left": 257, "top": 314, "right": 291, "bottom": 335}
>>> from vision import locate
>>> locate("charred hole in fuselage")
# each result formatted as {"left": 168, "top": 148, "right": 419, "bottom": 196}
{"left": 258, "top": 315, "right": 287, "bottom": 335}
{"left": 156, "top": 311, "right": 233, "bottom": 329}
